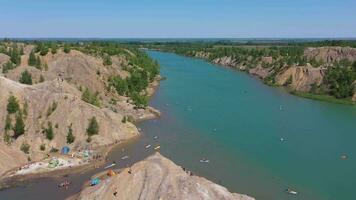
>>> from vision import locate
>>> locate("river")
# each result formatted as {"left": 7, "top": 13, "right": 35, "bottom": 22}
{"left": 1, "top": 51, "right": 356, "bottom": 200}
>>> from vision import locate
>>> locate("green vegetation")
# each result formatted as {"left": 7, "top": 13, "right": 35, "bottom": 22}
{"left": 5, "top": 114, "right": 12, "bottom": 131}
{"left": 291, "top": 91, "right": 355, "bottom": 105}
{"left": 19, "top": 70, "right": 33, "bottom": 85}
{"left": 40, "top": 144, "right": 46, "bottom": 151}
{"left": 66, "top": 123, "right": 75, "bottom": 144}
{"left": 325, "top": 61, "right": 356, "bottom": 99}
{"left": 44, "top": 121, "right": 54, "bottom": 140}
{"left": 20, "top": 142, "right": 30, "bottom": 154}
{"left": 81, "top": 88, "right": 101, "bottom": 107}
{"left": 46, "top": 101, "right": 58, "bottom": 117}
{"left": 103, "top": 54, "right": 112, "bottom": 65}
{"left": 28, "top": 50, "right": 42, "bottom": 69}
{"left": 151, "top": 42, "right": 356, "bottom": 101}
{"left": 7, "top": 95, "right": 20, "bottom": 114}
{"left": 2, "top": 61, "right": 15, "bottom": 73}
{"left": 86, "top": 117, "right": 99, "bottom": 137}
{"left": 13, "top": 111, "right": 25, "bottom": 139}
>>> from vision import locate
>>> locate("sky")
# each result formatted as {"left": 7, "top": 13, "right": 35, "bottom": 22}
{"left": 0, "top": 0, "right": 355, "bottom": 38}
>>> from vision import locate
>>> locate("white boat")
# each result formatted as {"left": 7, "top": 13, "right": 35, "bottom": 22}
{"left": 154, "top": 145, "right": 161, "bottom": 150}
{"left": 200, "top": 159, "right": 210, "bottom": 163}
{"left": 153, "top": 136, "right": 158, "bottom": 140}
{"left": 286, "top": 188, "right": 298, "bottom": 195}
{"left": 145, "top": 144, "right": 151, "bottom": 149}
{"left": 104, "top": 163, "right": 116, "bottom": 169}
{"left": 121, "top": 156, "right": 129, "bottom": 160}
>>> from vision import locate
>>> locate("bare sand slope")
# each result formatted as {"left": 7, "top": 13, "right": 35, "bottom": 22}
{"left": 71, "top": 153, "right": 254, "bottom": 200}
{"left": 0, "top": 76, "right": 139, "bottom": 175}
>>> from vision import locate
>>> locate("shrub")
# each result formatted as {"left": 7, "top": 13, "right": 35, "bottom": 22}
{"left": 81, "top": 88, "right": 101, "bottom": 107}
{"left": 7, "top": 95, "right": 19, "bottom": 114}
{"left": 46, "top": 101, "right": 58, "bottom": 117}
{"left": 86, "top": 117, "right": 99, "bottom": 136}
{"left": 2, "top": 61, "right": 15, "bottom": 73}
{"left": 66, "top": 123, "right": 75, "bottom": 144}
{"left": 40, "top": 144, "right": 46, "bottom": 151}
{"left": 50, "top": 147, "right": 59, "bottom": 153}
{"left": 63, "top": 44, "right": 71, "bottom": 53}
{"left": 45, "top": 121, "right": 54, "bottom": 140}
{"left": 20, "top": 142, "right": 30, "bottom": 154}
{"left": 13, "top": 112, "right": 25, "bottom": 139}
{"left": 19, "top": 70, "right": 33, "bottom": 85}
{"left": 5, "top": 114, "right": 12, "bottom": 131}
{"left": 39, "top": 75, "right": 45, "bottom": 82}
{"left": 28, "top": 50, "right": 37, "bottom": 66}
{"left": 121, "top": 116, "right": 127, "bottom": 123}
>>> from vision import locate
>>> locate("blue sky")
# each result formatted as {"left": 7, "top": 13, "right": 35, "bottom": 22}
{"left": 0, "top": 0, "right": 355, "bottom": 38}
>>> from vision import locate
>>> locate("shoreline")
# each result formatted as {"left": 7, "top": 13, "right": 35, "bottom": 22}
{"left": 0, "top": 75, "right": 162, "bottom": 190}
{"left": 164, "top": 51, "right": 356, "bottom": 106}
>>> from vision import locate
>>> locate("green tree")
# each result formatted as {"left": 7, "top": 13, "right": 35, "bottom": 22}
{"left": 66, "top": 124, "right": 75, "bottom": 144}
{"left": 13, "top": 112, "right": 25, "bottom": 139}
{"left": 81, "top": 88, "right": 101, "bottom": 107}
{"left": 19, "top": 70, "right": 33, "bottom": 85}
{"left": 7, "top": 95, "right": 20, "bottom": 114}
{"left": 20, "top": 142, "right": 30, "bottom": 154}
{"left": 86, "top": 117, "right": 99, "bottom": 136}
{"left": 28, "top": 50, "right": 37, "bottom": 66}
{"left": 2, "top": 61, "right": 15, "bottom": 73}
{"left": 45, "top": 121, "right": 54, "bottom": 140}
{"left": 5, "top": 114, "right": 12, "bottom": 131}
{"left": 103, "top": 55, "right": 112, "bottom": 65}
{"left": 64, "top": 44, "right": 71, "bottom": 53}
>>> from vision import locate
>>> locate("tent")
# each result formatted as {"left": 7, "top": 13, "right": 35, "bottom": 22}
{"left": 48, "top": 158, "right": 59, "bottom": 168}
{"left": 107, "top": 170, "right": 116, "bottom": 177}
{"left": 90, "top": 178, "right": 100, "bottom": 186}
{"left": 61, "top": 146, "right": 70, "bottom": 154}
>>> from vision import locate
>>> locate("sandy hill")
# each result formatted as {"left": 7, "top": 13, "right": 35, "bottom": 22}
{"left": 71, "top": 153, "right": 254, "bottom": 200}
{"left": 0, "top": 76, "right": 139, "bottom": 175}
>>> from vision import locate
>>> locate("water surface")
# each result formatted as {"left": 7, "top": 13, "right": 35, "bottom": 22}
{"left": 139, "top": 51, "right": 356, "bottom": 200}
{"left": 1, "top": 51, "right": 356, "bottom": 200}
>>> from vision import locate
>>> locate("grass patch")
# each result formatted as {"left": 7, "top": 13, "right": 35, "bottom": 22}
{"left": 290, "top": 91, "right": 355, "bottom": 105}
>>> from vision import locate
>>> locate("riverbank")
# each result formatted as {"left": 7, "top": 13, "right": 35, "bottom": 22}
{"left": 67, "top": 153, "right": 254, "bottom": 200}
{"left": 0, "top": 74, "right": 162, "bottom": 190}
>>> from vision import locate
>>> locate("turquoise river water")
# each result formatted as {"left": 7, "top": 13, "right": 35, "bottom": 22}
{"left": 140, "top": 51, "right": 356, "bottom": 200}
{"left": 1, "top": 51, "right": 356, "bottom": 200}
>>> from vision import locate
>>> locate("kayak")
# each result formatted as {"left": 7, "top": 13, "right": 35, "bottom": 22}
{"left": 104, "top": 163, "right": 116, "bottom": 169}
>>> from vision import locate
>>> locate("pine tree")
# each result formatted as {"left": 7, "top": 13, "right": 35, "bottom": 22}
{"left": 66, "top": 124, "right": 75, "bottom": 144}
{"left": 7, "top": 95, "right": 19, "bottom": 114}
{"left": 45, "top": 121, "right": 54, "bottom": 140}
{"left": 28, "top": 50, "right": 37, "bottom": 66}
{"left": 19, "top": 70, "right": 33, "bottom": 85}
{"left": 86, "top": 117, "right": 99, "bottom": 136}
{"left": 13, "top": 112, "right": 25, "bottom": 139}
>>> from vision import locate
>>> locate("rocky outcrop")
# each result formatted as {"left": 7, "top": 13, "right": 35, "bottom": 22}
{"left": 275, "top": 66, "right": 325, "bottom": 91}
{"left": 71, "top": 153, "right": 254, "bottom": 200}
{"left": 249, "top": 66, "right": 271, "bottom": 79}
{"left": 194, "top": 51, "right": 211, "bottom": 59}
{"left": 304, "top": 47, "right": 356, "bottom": 63}
{"left": 213, "top": 56, "right": 236, "bottom": 67}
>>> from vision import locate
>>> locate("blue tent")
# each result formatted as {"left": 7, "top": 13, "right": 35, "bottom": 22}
{"left": 90, "top": 178, "right": 100, "bottom": 186}
{"left": 61, "top": 146, "right": 70, "bottom": 154}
